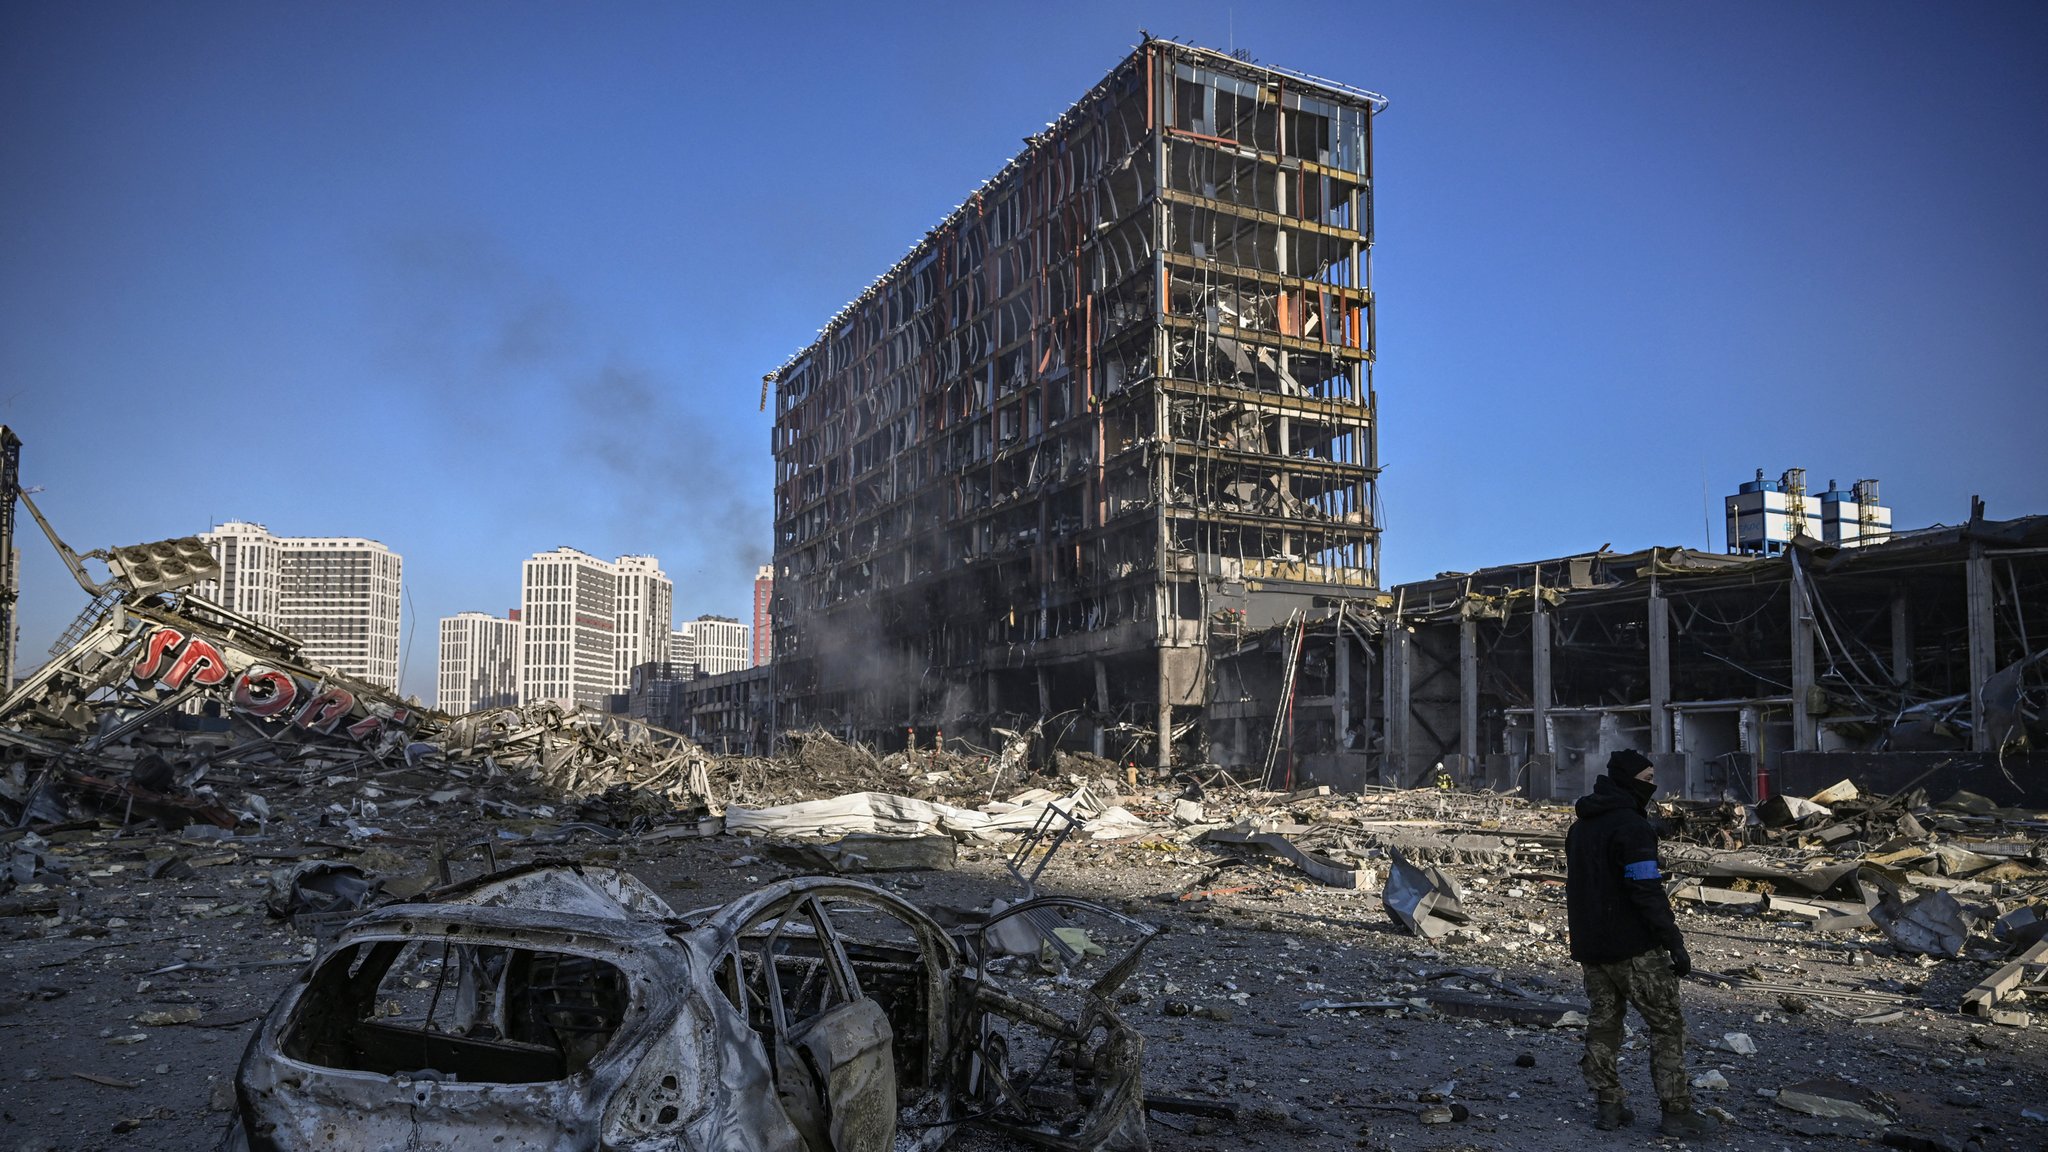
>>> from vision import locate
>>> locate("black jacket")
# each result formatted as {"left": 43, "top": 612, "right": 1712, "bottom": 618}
{"left": 1565, "top": 775, "right": 1683, "bottom": 965}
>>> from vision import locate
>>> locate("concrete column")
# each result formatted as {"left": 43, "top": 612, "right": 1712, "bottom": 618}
{"left": 1789, "top": 554, "right": 1818, "bottom": 752}
{"left": 1091, "top": 658, "right": 1109, "bottom": 757}
{"left": 1531, "top": 594, "right": 1552, "bottom": 757}
{"left": 1335, "top": 619, "right": 1353, "bottom": 745}
{"left": 1648, "top": 579, "right": 1672, "bottom": 755}
{"left": 1155, "top": 652, "right": 1173, "bottom": 773}
{"left": 1458, "top": 614, "right": 1479, "bottom": 780}
{"left": 1889, "top": 587, "right": 1913, "bottom": 688}
{"left": 1382, "top": 625, "right": 1410, "bottom": 783}
{"left": 1967, "top": 542, "right": 1995, "bottom": 753}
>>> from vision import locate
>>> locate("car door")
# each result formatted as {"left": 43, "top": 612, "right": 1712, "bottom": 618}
{"left": 748, "top": 895, "right": 897, "bottom": 1152}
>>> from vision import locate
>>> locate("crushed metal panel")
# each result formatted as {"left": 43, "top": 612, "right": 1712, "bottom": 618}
{"left": 1382, "top": 848, "right": 1468, "bottom": 938}
{"left": 1201, "top": 826, "right": 1373, "bottom": 888}
{"left": 1868, "top": 889, "right": 1970, "bottom": 958}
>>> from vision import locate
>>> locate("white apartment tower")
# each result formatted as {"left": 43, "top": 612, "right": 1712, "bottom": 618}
{"left": 678, "top": 615, "right": 750, "bottom": 677}
{"left": 519, "top": 548, "right": 619, "bottom": 709}
{"left": 193, "top": 521, "right": 284, "bottom": 623}
{"left": 670, "top": 628, "right": 697, "bottom": 679}
{"left": 612, "top": 555, "right": 674, "bottom": 691}
{"left": 279, "top": 537, "right": 404, "bottom": 688}
{"left": 194, "top": 523, "right": 402, "bottom": 688}
{"left": 437, "top": 611, "right": 520, "bottom": 714}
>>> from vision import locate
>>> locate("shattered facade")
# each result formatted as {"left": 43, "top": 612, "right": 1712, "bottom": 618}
{"left": 683, "top": 664, "right": 770, "bottom": 756}
{"left": 769, "top": 40, "right": 1383, "bottom": 766}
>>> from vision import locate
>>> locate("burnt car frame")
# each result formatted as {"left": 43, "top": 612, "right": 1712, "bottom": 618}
{"left": 224, "top": 863, "right": 1153, "bottom": 1151}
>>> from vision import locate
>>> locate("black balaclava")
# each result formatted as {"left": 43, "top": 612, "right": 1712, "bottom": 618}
{"left": 1606, "top": 749, "right": 1656, "bottom": 808}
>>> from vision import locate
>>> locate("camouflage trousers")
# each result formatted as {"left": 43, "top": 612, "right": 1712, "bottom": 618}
{"left": 1579, "top": 950, "right": 1692, "bottom": 1111}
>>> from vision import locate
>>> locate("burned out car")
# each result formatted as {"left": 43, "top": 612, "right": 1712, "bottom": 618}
{"left": 223, "top": 863, "right": 1153, "bottom": 1151}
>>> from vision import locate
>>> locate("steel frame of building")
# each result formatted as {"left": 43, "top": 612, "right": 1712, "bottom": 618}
{"left": 767, "top": 40, "right": 1385, "bottom": 764}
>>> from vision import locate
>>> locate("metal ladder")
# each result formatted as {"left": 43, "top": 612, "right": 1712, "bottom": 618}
{"left": 48, "top": 590, "right": 120, "bottom": 658}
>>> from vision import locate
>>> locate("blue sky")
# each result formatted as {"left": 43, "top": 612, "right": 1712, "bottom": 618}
{"left": 4, "top": 1, "right": 2044, "bottom": 702}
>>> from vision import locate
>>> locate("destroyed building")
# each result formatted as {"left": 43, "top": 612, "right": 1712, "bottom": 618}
{"left": 768, "top": 39, "right": 1384, "bottom": 767}
{"left": 1228, "top": 507, "right": 2048, "bottom": 803}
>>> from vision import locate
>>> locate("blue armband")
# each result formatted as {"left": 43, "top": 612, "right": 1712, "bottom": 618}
{"left": 1622, "top": 859, "right": 1662, "bottom": 881}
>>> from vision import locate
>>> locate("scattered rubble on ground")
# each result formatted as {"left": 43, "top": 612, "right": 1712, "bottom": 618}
{"left": 3, "top": 609, "right": 2046, "bottom": 1149}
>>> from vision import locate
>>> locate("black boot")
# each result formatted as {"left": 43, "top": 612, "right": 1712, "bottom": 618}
{"left": 1659, "top": 1107, "right": 1721, "bottom": 1138}
{"left": 1594, "top": 1100, "right": 1635, "bottom": 1130}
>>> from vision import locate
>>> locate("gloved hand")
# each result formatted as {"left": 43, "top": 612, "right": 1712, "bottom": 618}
{"left": 1668, "top": 944, "right": 1692, "bottom": 978}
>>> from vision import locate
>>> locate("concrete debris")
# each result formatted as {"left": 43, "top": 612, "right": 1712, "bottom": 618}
{"left": 0, "top": 555, "right": 2042, "bottom": 1150}
{"left": 1993, "top": 904, "right": 2047, "bottom": 947}
{"left": 1960, "top": 938, "right": 2048, "bottom": 1020}
{"left": 1773, "top": 1078, "right": 1897, "bottom": 1126}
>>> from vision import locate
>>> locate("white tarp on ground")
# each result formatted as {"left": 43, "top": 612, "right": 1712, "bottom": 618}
{"left": 722, "top": 790, "right": 1153, "bottom": 841}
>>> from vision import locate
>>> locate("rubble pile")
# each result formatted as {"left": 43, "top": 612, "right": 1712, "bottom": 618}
{"left": 437, "top": 702, "right": 714, "bottom": 816}
{"left": 3, "top": 593, "right": 2044, "bottom": 1148}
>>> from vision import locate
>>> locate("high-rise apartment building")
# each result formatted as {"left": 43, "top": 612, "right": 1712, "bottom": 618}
{"left": 766, "top": 40, "right": 1382, "bottom": 760}
{"left": 194, "top": 523, "right": 403, "bottom": 688}
{"left": 436, "top": 611, "right": 520, "bottom": 713}
{"left": 279, "top": 537, "right": 405, "bottom": 689}
{"left": 613, "top": 555, "right": 674, "bottom": 692}
{"left": 670, "top": 628, "right": 697, "bottom": 679}
{"left": 518, "top": 548, "right": 618, "bottom": 709}
{"left": 751, "top": 565, "right": 773, "bottom": 667}
{"left": 193, "top": 521, "right": 284, "bottom": 624}
{"left": 677, "top": 615, "right": 749, "bottom": 677}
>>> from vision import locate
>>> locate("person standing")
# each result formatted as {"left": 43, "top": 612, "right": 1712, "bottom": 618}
{"left": 1565, "top": 749, "right": 1719, "bottom": 1138}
